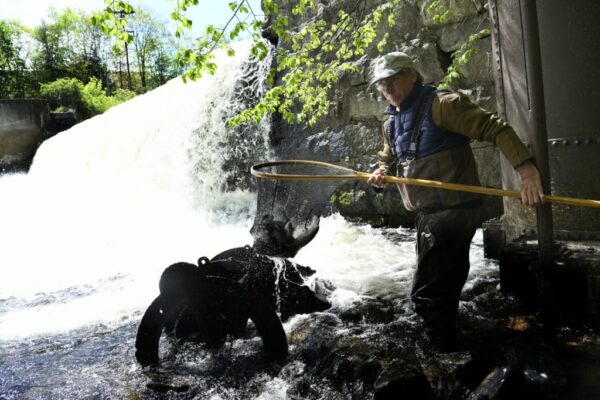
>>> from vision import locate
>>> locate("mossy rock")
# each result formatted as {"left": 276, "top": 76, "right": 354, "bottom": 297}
{"left": 330, "top": 185, "right": 415, "bottom": 227}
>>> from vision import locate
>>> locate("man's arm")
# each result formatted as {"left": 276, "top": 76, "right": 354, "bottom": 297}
{"left": 433, "top": 93, "right": 545, "bottom": 206}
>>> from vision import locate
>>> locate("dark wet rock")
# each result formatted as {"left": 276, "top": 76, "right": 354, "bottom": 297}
{"left": 251, "top": 213, "right": 320, "bottom": 258}
{"left": 339, "top": 297, "right": 397, "bottom": 324}
{"left": 287, "top": 313, "right": 343, "bottom": 366}
{"left": 209, "top": 246, "right": 332, "bottom": 321}
{"left": 467, "top": 366, "right": 526, "bottom": 400}
{"left": 416, "top": 347, "right": 477, "bottom": 399}
{"left": 374, "top": 358, "right": 430, "bottom": 400}
{"left": 135, "top": 246, "right": 334, "bottom": 366}
{"left": 135, "top": 269, "right": 289, "bottom": 366}
{"left": 502, "top": 339, "right": 568, "bottom": 399}
{"left": 126, "top": 232, "right": 596, "bottom": 398}
{"left": 146, "top": 381, "right": 190, "bottom": 393}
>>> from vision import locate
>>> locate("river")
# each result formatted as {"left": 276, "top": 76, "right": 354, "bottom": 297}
{"left": 0, "top": 41, "right": 500, "bottom": 399}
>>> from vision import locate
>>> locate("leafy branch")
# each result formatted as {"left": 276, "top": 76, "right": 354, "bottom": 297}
{"left": 424, "top": 0, "right": 491, "bottom": 90}
{"left": 438, "top": 28, "right": 490, "bottom": 90}
{"left": 231, "top": 0, "right": 405, "bottom": 126}
{"left": 425, "top": 0, "right": 453, "bottom": 24}
{"left": 91, "top": 0, "right": 406, "bottom": 127}
{"left": 90, "top": 0, "right": 135, "bottom": 54}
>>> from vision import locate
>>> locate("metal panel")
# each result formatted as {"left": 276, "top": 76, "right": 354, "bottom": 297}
{"left": 538, "top": 2, "right": 600, "bottom": 140}
{"left": 537, "top": 1, "right": 600, "bottom": 239}
{"left": 490, "top": 0, "right": 600, "bottom": 241}
{"left": 490, "top": 0, "right": 545, "bottom": 242}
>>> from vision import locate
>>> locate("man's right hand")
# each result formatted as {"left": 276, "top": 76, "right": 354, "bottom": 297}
{"left": 515, "top": 160, "right": 545, "bottom": 206}
{"left": 367, "top": 168, "right": 388, "bottom": 189}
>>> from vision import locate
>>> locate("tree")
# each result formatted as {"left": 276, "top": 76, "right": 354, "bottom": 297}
{"left": 0, "top": 20, "right": 29, "bottom": 98}
{"left": 30, "top": 19, "right": 71, "bottom": 86}
{"left": 146, "top": 29, "right": 178, "bottom": 87}
{"left": 67, "top": 9, "right": 113, "bottom": 90}
{"left": 128, "top": 8, "right": 174, "bottom": 91}
{"left": 29, "top": 8, "right": 112, "bottom": 91}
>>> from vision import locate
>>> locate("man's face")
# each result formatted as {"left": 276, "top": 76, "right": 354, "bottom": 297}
{"left": 377, "top": 69, "right": 417, "bottom": 108}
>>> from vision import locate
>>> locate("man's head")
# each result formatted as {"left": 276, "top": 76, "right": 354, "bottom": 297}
{"left": 371, "top": 51, "right": 420, "bottom": 108}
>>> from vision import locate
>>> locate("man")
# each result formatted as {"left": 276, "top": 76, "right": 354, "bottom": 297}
{"left": 366, "top": 51, "right": 544, "bottom": 352}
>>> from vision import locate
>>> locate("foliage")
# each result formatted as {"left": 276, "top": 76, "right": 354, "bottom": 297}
{"left": 90, "top": 3, "right": 178, "bottom": 93}
{"left": 90, "top": 1, "right": 135, "bottom": 53}
{"left": 425, "top": 0, "right": 490, "bottom": 90}
{"left": 39, "top": 76, "right": 134, "bottom": 119}
{"left": 27, "top": 8, "right": 112, "bottom": 92}
{"left": 0, "top": 5, "right": 176, "bottom": 103}
{"left": 437, "top": 28, "right": 490, "bottom": 90}
{"left": 128, "top": 9, "right": 177, "bottom": 90}
{"left": 39, "top": 77, "right": 84, "bottom": 114}
{"left": 233, "top": 0, "right": 407, "bottom": 127}
{"left": 3, "top": 0, "right": 492, "bottom": 126}
{"left": 425, "top": 0, "right": 453, "bottom": 24}
{"left": 92, "top": 0, "right": 406, "bottom": 127}
{"left": 0, "top": 20, "right": 29, "bottom": 98}
{"left": 89, "top": 0, "right": 490, "bottom": 126}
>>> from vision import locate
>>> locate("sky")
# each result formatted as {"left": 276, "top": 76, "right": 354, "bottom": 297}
{"left": 0, "top": 0, "right": 263, "bottom": 37}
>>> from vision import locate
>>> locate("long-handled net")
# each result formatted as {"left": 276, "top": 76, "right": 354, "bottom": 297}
{"left": 251, "top": 160, "right": 600, "bottom": 209}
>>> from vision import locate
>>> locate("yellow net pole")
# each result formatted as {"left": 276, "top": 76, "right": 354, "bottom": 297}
{"left": 251, "top": 160, "right": 600, "bottom": 209}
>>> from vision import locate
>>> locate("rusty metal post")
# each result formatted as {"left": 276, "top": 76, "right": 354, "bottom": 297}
{"left": 521, "top": 0, "right": 554, "bottom": 262}
{"left": 520, "top": 0, "right": 557, "bottom": 334}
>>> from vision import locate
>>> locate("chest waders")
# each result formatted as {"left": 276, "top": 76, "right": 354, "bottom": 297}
{"left": 387, "top": 87, "right": 483, "bottom": 212}
{"left": 388, "top": 87, "right": 483, "bottom": 351}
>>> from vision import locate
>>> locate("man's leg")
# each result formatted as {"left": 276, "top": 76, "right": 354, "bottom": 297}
{"left": 411, "top": 207, "right": 481, "bottom": 351}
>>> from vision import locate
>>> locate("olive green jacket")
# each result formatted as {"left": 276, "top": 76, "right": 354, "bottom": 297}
{"left": 377, "top": 91, "right": 533, "bottom": 176}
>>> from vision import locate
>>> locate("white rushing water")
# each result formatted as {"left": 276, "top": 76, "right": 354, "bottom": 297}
{"left": 0, "top": 41, "right": 269, "bottom": 340}
{"left": 0, "top": 40, "right": 496, "bottom": 348}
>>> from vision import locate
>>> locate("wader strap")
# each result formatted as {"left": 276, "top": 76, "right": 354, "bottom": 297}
{"left": 387, "top": 116, "right": 398, "bottom": 159}
{"left": 405, "top": 87, "right": 436, "bottom": 164}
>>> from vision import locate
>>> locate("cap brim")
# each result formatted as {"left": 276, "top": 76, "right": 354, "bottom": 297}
{"left": 369, "top": 68, "right": 401, "bottom": 87}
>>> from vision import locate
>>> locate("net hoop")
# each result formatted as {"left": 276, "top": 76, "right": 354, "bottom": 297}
{"left": 251, "top": 160, "right": 367, "bottom": 181}
{"left": 250, "top": 160, "right": 600, "bottom": 209}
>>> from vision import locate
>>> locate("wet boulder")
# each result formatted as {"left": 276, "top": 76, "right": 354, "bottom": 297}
{"left": 209, "top": 246, "right": 333, "bottom": 321}
{"left": 135, "top": 245, "right": 333, "bottom": 366}
{"left": 467, "top": 366, "right": 526, "bottom": 400}
{"left": 251, "top": 213, "right": 320, "bottom": 258}
{"left": 135, "top": 262, "right": 288, "bottom": 366}
{"left": 502, "top": 339, "right": 568, "bottom": 399}
{"left": 374, "top": 359, "right": 430, "bottom": 400}
{"left": 416, "top": 347, "right": 477, "bottom": 399}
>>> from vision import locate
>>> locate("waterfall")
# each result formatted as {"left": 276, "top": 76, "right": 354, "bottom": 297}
{"left": 0, "top": 40, "right": 272, "bottom": 340}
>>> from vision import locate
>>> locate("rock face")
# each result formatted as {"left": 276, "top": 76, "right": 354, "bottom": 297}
{"left": 257, "top": 0, "right": 503, "bottom": 228}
